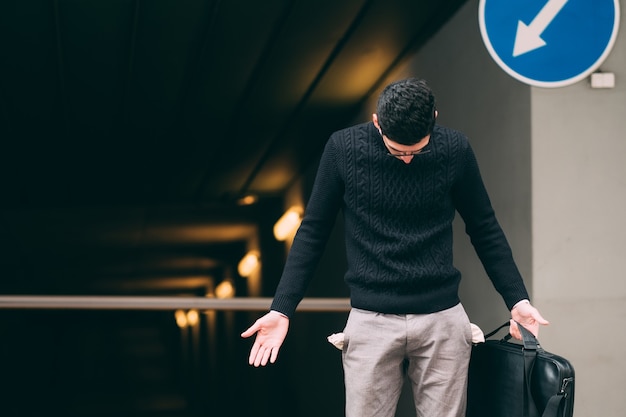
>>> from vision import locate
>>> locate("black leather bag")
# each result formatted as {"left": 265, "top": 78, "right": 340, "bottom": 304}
{"left": 466, "top": 322, "right": 575, "bottom": 417}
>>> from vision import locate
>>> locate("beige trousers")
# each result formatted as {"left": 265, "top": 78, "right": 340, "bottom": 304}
{"left": 341, "top": 303, "right": 473, "bottom": 417}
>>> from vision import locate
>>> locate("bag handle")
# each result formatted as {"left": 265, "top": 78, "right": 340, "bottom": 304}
{"left": 517, "top": 321, "right": 540, "bottom": 351}
{"left": 484, "top": 321, "right": 540, "bottom": 351}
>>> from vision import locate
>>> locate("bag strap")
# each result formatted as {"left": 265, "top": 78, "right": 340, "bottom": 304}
{"left": 541, "top": 376, "right": 573, "bottom": 417}
{"left": 517, "top": 322, "right": 540, "bottom": 417}
{"left": 542, "top": 393, "right": 565, "bottom": 417}
{"left": 483, "top": 321, "right": 510, "bottom": 339}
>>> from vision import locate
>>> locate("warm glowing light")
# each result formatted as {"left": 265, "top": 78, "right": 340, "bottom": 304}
{"left": 273, "top": 206, "right": 303, "bottom": 241}
{"left": 238, "top": 251, "right": 260, "bottom": 277}
{"left": 175, "top": 309, "right": 200, "bottom": 328}
{"left": 175, "top": 309, "right": 188, "bottom": 328}
{"left": 186, "top": 309, "right": 199, "bottom": 326}
{"left": 237, "top": 194, "right": 258, "bottom": 206}
{"left": 215, "top": 279, "right": 235, "bottom": 299}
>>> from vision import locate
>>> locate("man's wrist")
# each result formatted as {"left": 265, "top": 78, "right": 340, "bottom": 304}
{"left": 270, "top": 310, "right": 289, "bottom": 319}
{"left": 511, "top": 299, "right": 530, "bottom": 311}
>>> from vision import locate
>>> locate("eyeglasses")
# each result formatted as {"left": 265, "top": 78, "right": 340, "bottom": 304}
{"left": 385, "top": 148, "right": 431, "bottom": 158}
{"left": 381, "top": 134, "right": 431, "bottom": 158}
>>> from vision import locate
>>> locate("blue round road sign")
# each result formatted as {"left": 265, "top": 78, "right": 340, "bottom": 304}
{"left": 479, "top": 0, "right": 620, "bottom": 88}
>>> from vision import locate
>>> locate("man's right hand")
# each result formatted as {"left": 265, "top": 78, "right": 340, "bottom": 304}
{"left": 241, "top": 310, "right": 289, "bottom": 367}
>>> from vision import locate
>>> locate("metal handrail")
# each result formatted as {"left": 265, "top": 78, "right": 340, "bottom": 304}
{"left": 0, "top": 296, "right": 351, "bottom": 312}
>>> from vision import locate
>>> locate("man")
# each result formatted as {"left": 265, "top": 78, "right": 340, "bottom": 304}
{"left": 241, "top": 78, "right": 548, "bottom": 417}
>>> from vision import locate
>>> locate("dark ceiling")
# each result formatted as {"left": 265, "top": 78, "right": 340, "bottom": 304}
{"left": 0, "top": 0, "right": 467, "bottom": 296}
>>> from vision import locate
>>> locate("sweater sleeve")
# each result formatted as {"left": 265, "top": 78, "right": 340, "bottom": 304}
{"left": 270, "top": 135, "right": 345, "bottom": 318}
{"left": 451, "top": 142, "right": 529, "bottom": 310}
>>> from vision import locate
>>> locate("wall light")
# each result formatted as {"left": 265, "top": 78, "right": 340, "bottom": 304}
{"left": 175, "top": 309, "right": 188, "bottom": 328}
{"left": 215, "top": 278, "right": 236, "bottom": 299}
{"left": 186, "top": 309, "right": 199, "bottom": 326}
{"left": 175, "top": 309, "right": 201, "bottom": 328}
{"left": 237, "top": 194, "right": 258, "bottom": 206}
{"left": 273, "top": 206, "right": 303, "bottom": 241}
{"left": 238, "top": 251, "right": 260, "bottom": 277}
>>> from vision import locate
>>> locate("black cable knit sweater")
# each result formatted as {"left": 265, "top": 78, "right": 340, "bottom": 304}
{"left": 271, "top": 122, "right": 529, "bottom": 318}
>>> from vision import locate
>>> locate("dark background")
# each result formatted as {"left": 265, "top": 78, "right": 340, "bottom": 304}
{"left": 0, "top": 1, "right": 467, "bottom": 415}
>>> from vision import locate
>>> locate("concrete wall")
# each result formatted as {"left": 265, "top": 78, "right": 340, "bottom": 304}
{"left": 530, "top": 0, "right": 626, "bottom": 414}
{"left": 392, "top": 0, "right": 626, "bottom": 415}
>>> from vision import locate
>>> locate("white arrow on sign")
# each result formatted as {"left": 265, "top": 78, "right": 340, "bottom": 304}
{"left": 513, "top": 0, "right": 569, "bottom": 57}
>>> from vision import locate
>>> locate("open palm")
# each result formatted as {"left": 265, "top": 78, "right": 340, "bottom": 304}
{"left": 241, "top": 311, "right": 290, "bottom": 367}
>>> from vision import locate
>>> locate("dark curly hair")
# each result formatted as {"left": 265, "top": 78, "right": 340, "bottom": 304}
{"left": 376, "top": 78, "right": 436, "bottom": 145}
